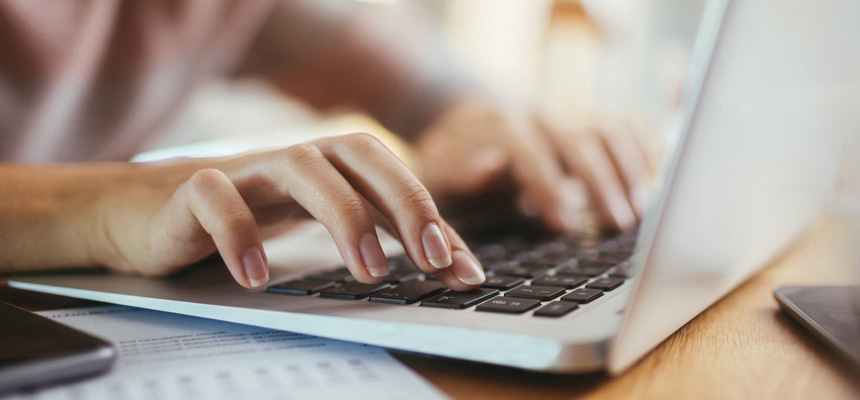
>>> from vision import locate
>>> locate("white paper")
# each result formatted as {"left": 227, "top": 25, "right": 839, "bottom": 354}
{"left": 3, "top": 306, "right": 447, "bottom": 400}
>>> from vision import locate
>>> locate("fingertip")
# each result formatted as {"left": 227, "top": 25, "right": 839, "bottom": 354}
{"left": 631, "top": 185, "right": 649, "bottom": 220}
{"left": 609, "top": 197, "right": 637, "bottom": 230}
{"left": 550, "top": 204, "right": 580, "bottom": 234}
{"left": 433, "top": 268, "right": 482, "bottom": 292}
{"left": 422, "top": 223, "right": 452, "bottom": 270}
{"left": 432, "top": 224, "right": 485, "bottom": 290}
{"left": 242, "top": 246, "right": 269, "bottom": 288}
{"left": 451, "top": 250, "right": 486, "bottom": 286}
{"left": 248, "top": 275, "right": 269, "bottom": 289}
{"left": 359, "top": 233, "right": 390, "bottom": 278}
{"left": 517, "top": 193, "right": 541, "bottom": 218}
{"left": 429, "top": 256, "right": 453, "bottom": 270}
{"left": 354, "top": 274, "right": 386, "bottom": 285}
{"left": 368, "top": 266, "right": 390, "bottom": 278}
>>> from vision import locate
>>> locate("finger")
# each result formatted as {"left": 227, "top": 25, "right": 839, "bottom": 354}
{"left": 502, "top": 117, "right": 575, "bottom": 233}
{"left": 174, "top": 169, "right": 268, "bottom": 289}
{"left": 369, "top": 206, "right": 485, "bottom": 290}
{"left": 274, "top": 143, "right": 390, "bottom": 284}
{"left": 426, "top": 221, "right": 486, "bottom": 291}
{"left": 314, "top": 133, "right": 454, "bottom": 275}
{"left": 557, "top": 131, "right": 637, "bottom": 230}
{"left": 599, "top": 127, "right": 651, "bottom": 219}
{"left": 418, "top": 139, "right": 510, "bottom": 201}
{"left": 627, "top": 116, "right": 662, "bottom": 175}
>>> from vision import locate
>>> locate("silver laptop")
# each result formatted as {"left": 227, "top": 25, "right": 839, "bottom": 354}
{"left": 10, "top": 0, "right": 857, "bottom": 374}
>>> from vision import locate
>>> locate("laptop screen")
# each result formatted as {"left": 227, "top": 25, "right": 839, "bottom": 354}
{"left": 609, "top": 0, "right": 858, "bottom": 373}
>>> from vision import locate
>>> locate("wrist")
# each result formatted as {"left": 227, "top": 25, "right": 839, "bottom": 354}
{"left": 0, "top": 163, "right": 135, "bottom": 273}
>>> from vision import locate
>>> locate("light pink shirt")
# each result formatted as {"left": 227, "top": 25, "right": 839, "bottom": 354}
{"left": 0, "top": 0, "right": 349, "bottom": 162}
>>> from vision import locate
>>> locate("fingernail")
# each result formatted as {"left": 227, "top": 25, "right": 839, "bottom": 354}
{"left": 451, "top": 250, "right": 485, "bottom": 285}
{"left": 517, "top": 193, "right": 540, "bottom": 217}
{"left": 422, "top": 223, "right": 452, "bottom": 269}
{"left": 555, "top": 204, "right": 579, "bottom": 233}
{"left": 360, "top": 233, "right": 389, "bottom": 277}
{"left": 610, "top": 197, "right": 637, "bottom": 230}
{"left": 632, "top": 185, "right": 649, "bottom": 218}
{"left": 242, "top": 247, "right": 269, "bottom": 288}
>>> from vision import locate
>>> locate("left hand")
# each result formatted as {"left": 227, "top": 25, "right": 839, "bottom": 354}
{"left": 411, "top": 96, "right": 658, "bottom": 233}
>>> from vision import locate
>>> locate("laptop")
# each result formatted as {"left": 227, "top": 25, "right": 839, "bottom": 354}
{"left": 9, "top": 0, "right": 857, "bottom": 374}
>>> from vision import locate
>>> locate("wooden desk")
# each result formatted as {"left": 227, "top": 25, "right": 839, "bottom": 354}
{"left": 3, "top": 217, "right": 859, "bottom": 400}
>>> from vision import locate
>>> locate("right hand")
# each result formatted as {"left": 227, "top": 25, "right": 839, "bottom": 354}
{"left": 413, "top": 97, "right": 659, "bottom": 233}
{"left": 93, "top": 133, "right": 485, "bottom": 290}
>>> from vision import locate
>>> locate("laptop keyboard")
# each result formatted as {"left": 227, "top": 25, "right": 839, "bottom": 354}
{"left": 266, "top": 230, "right": 636, "bottom": 318}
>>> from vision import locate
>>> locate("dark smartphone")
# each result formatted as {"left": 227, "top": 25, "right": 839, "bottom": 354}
{"left": 774, "top": 285, "right": 860, "bottom": 373}
{"left": 0, "top": 301, "right": 117, "bottom": 394}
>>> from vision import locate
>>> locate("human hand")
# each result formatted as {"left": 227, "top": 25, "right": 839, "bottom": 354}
{"left": 413, "top": 96, "right": 658, "bottom": 232}
{"left": 92, "top": 133, "right": 485, "bottom": 290}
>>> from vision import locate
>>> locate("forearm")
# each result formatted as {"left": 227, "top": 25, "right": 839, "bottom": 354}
{"left": 0, "top": 164, "right": 133, "bottom": 273}
{"left": 0, "top": 136, "right": 488, "bottom": 290}
{"left": 261, "top": 3, "right": 477, "bottom": 139}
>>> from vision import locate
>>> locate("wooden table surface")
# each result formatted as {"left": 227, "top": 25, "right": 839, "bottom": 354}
{"left": 2, "top": 217, "right": 859, "bottom": 400}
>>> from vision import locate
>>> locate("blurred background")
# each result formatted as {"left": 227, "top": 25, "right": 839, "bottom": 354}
{"left": 136, "top": 0, "right": 707, "bottom": 161}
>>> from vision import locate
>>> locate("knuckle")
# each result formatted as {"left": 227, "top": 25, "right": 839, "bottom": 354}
{"left": 179, "top": 168, "right": 229, "bottom": 200}
{"left": 341, "top": 132, "right": 385, "bottom": 154}
{"left": 213, "top": 207, "right": 252, "bottom": 235}
{"left": 282, "top": 143, "right": 324, "bottom": 170}
{"left": 329, "top": 193, "right": 368, "bottom": 222}
{"left": 187, "top": 168, "right": 227, "bottom": 189}
{"left": 394, "top": 179, "right": 436, "bottom": 217}
{"left": 345, "top": 131, "right": 380, "bottom": 146}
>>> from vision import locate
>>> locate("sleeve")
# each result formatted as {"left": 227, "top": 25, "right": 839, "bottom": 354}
{"left": 232, "top": 0, "right": 480, "bottom": 140}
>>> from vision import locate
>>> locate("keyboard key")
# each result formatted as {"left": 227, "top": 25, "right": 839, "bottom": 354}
{"left": 305, "top": 268, "right": 356, "bottom": 283}
{"left": 386, "top": 256, "right": 413, "bottom": 270}
{"left": 500, "top": 238, "right": 532, "bottom": 253}
{"left": 555, "top": 264, "right": 609, "bottom": 277}
{"left": 523, "top": 255, "right": 568, "bottom": 266}
{"left": 420, "top": 289, "right": 499, "bottom": 309}
{"left": 480, "top": 276, "right": 525, "bottom": 290}
{"left": 514, "top": 250, "right": 547, "bottom": 262}
{"left": 594, "top": 254, "right": 629, "bottom": 265}
{"left": 475, "top": 297, "right": 541, "bottom": 314}
{"left": 608, "top": 261, "right": 632, "bottom": 278}
{"left": 369, "top": 281, "right": 447, "bottom": 305}
{"left": 577, "top": 259, "right": 617, "bottom": 268}
{"left": 537, "top": 240, "right": 567, "bottom": 254}
{"left": 534, "top": 301, "right": 579, "bottom": 317}
{"left": 505, "top": 285, "right": 566, "bottom": 301}
{"left": 531, "top": 275, "right": 588, "bottom": 289}
{"left": 537, "top": 250, "right": 580, "bottom": 263}
{"left": 267, "top": 279, "right": 335, "bottom": 296}
{"left": 561, "top": 288, "right": 604, "bottom": 303}
{"left": 603, "top": 247, "right": 635, "bottom": 258}
{"left": 474, "top": 244, "right": 507, "bottom": 259}
{"left": 597, "top": 240, "right": 620, "bottom": 253}
{"left": 319, "top": 282, "right": 389, "bottom": 300}
{"left": 487, "top": 260, "right": 518, "bottom": 271}
{"left": 382, "top": 269, "right": 423, "bottom": 284}
{"left": 586, "top": 277, "right": 624, "bottom": 291}
{"left": 493, "top": 263, "right": 550, "bottom": 279}
{"left": 575, "top": 248, "right": 601, "bottom": 260}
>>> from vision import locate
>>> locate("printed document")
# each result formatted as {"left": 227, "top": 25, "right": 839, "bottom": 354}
{"left": 2, "top": 306, "right": 447, "bottom": 400}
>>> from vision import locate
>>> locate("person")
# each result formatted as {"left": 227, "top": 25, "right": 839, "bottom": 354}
{"left": 0, "top": 0, "right": 652, "bottom": 291}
